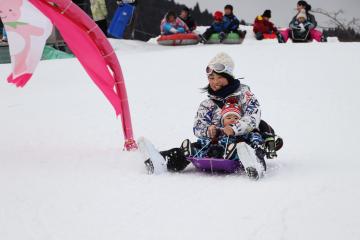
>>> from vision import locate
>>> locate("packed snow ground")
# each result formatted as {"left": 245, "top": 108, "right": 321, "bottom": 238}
{"left": 1, "top": 37, "right": 360, "bottom": 240}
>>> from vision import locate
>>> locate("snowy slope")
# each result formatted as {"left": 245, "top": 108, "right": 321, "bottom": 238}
{"left": 1, "top": 39, "right": 360, "bottom": 240}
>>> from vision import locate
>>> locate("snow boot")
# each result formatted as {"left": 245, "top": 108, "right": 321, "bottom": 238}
{"left": 180, "top": 139, "right": 192, "bottom": 157}
{"left": 144, "top": 159, "right": 154, "bottom": 174}
{"left": 275, "top": 136, "right": 283, "bottom": 152}
{"left": 246, "top": 167, "right": 259, "bottom": 180}
{"left": 277, "top": 32, "right": 285, "bottom": 43}
{"left": 224, "top": 143, "right": 237, "bottom": 159}
{"left": 219, "top": 32, "right": 226, "bottom": 43}
{"left": 198, "top": 34, "right": 207, "bottom": 43}
{"left": 264, "top": 136, "right": 277, "bottom": 159}
{"left": 254, "top": 146, "right": 267, "bottom": 171}
{"left": 264, "top": 135, "right": 284, "bottom": 159}
{"left": 237, "top": 30, "right": 247, "bottom": 39}
{"left": 160, "top": 148, "right": 190, "bottom": 172}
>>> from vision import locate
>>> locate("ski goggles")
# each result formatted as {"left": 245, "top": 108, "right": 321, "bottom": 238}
{"left": 206, "top": 63, "right": 233, "bottom": 76}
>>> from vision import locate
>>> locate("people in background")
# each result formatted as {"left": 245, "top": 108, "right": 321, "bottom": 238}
{"left": 199, "top": 11, "right": 225, "bottom": 43}
{"left": 223, "top": 4, "right": 246, "bottom": 39}
{"left": 253, "top": 10, "right": 281, "bottom": 41}
{"left": 179, "top": 6, "right": 196, "bottom": 32}
{"left": 279, "top": 1, "right": 326, "bottom": 42}
{"left": 90, "top": 0, "right": 108, "bottom": 35}
{"left": 289, "top": 9, "right": 313, "bottom": 41}
{"left": 160, "top": 11, "right": 189, "bottom": 35}
{"left": 120, "top": 0, "right": 138, "bottom": 39}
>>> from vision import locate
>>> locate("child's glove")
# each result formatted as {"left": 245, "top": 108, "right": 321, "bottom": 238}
{"left": 207, "top": 125, "right": 218, "bottom": 139}
{"left": 299, "top": 23, "right": 306, "bottom": 32}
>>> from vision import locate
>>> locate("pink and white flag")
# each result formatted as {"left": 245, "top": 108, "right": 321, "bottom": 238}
{"left": 0, "top": 0, "right": 52, "bottom": 87}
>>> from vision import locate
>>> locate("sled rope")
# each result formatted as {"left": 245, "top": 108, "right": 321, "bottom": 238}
{"left": 223, "top": 136, "right": 230, "bottom": 159}
{"left": 193, "top": 141, "right": 211, "bottom": 158}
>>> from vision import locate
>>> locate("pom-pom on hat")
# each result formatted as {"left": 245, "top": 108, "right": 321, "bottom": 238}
{"left": 221, "top": 102, "right": 241, "bottom": 124}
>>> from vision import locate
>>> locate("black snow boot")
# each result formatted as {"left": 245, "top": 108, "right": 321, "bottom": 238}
{"left": 160, "top": 148, "right": 190, "bottom": 172}
{"left": 198, "top": 34, "right": 207, "bottom": 43}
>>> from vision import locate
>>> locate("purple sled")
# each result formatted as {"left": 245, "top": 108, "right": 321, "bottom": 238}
{"left": 187, "top": 157, "right": 243, "bottom": 173}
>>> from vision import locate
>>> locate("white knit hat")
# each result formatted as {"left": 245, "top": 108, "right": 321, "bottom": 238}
{"left": 296, "top": 9, "right": 307, "bottom": 20}
{"left": 207, "top": 52, "right": 235, "bottom": 77}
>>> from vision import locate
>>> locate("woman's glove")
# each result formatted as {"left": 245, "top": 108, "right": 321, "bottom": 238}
{"left": 207, "top": 125, "right": 218, "bottom": 139}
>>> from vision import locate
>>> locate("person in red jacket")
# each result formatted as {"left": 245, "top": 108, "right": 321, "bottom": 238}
{"left": 253, "top": 10, "right": 280, "bottom": 41}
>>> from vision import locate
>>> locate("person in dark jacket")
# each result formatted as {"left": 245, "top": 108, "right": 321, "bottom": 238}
{"left": 279, "top": 1, "right": 326, "bottom": 43}
{"left": 199, "top": 11, "right": 225, "bottom": 43}
{"left": 223, "top": 4, "right": 246, "bottom": 38}
{"left": 253, "top": 10, "right": 280, "bottom": 40}
{"left": 179, "top": 7, "right": 196, "bottom": 32}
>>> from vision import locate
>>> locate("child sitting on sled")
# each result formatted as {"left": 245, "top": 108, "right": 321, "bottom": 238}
{"left": 160, "top": 11, "right": 189, "bottom": 35}
{"left": 199, "top": 11, "right": 225, "bottom": 43}
{"left": 289, "top": 9, "right": 313, "bottom": 41}
{"left": 181, "top": 100, "right": 264, "bottom": 161}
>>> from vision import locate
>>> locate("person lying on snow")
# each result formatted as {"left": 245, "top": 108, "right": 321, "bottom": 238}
{"left": 223, "top": 4, "right": 246, "bottom": 38}
{"left": 253, "top": 9, "right": 283, "bottom": 42}
{"left": 153, "top": 53, "right": 283, "bottom": 172}
{"left": 289, "top": 9, "right": 313, "bottom": 41}
{"left": 182, "top": 99, "right": 264, "bottom": 161}
{"left": 160, "top": 11, "right": 189, "bottom": 35}
{"left": 179, "top": 6, "right": 196, "bottom": 32}
{"left": 199, "top": 11, "right": 225, "bottom": 43}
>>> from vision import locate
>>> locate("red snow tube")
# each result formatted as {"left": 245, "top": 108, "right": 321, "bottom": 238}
{"left": 157, "top": 33, "right": 200, "bottom": 46}
{"left": 263, "top": 33, "right": 277, "bottom": 39}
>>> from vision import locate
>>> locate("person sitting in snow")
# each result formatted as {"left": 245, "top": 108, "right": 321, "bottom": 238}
{"left": 179, "top": 6, "right": 196, "bottom": 32}
{"left": 289, "top": 9, "right": 313, "bottom": 41}
{"left": 199, "top": 11, "right": 225, "bottom": 43}
{"left": 223, "top": 4, "right": 246, "bottom": 39}
{"left": 253, "top": 10, "right": 282, "bottom": 41}
{"left": 279, "top": 1, "right": 326, "bottom": 43}
{"left": 160, "top": 11, "right": 189, "bottom": 35}
{"left": 154, "top": 53, "right": 283, "bottom": 173}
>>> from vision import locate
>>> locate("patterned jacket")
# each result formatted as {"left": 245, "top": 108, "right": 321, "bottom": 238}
{"left": 160, "top": 17, "right": 189, "bottom": 35}
{"left": 193, "top": 84, "right": 261, "bottom": 138}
